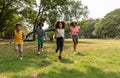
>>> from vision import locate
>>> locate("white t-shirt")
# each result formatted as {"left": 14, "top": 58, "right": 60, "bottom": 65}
{"left": 56, "top": 29, "right": 64, "bottom": 38}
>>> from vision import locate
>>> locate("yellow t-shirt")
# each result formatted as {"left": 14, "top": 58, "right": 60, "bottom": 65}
{"left": 14, "top": 30, "right": 23, "bottom": 44}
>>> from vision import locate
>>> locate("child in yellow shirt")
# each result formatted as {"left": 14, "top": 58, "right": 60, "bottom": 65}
{"left": 10, "top": 24, "right": 24, "bottom": 60}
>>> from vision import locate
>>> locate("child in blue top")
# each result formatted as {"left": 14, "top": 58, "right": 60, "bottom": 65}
{"left": 36, "top": 22, "right": 45, "bottom": 54}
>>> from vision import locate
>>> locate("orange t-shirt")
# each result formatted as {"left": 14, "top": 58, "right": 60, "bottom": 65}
{"left": 14, "top": 30, "right": 23, "bottom": 44}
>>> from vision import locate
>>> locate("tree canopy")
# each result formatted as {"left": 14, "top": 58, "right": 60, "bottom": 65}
{"left": 0, "top": 0, "right": 37, "bottom": 33}
{"left": 94, "top": 8, "right": 120, "bottom": 38}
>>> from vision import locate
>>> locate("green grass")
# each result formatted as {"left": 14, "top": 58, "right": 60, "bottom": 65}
{"left": 0, "top": 39, "right": 120, "bottom": 78}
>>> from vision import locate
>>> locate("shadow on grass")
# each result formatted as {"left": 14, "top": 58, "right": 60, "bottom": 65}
{"left": 76, "top": 52, "right": 87, "bottom": 56}
{"left": 37, "top": 60, "right": 51, "bottom": 68}
{"left": 37, "top": 66, "right": 120, "bottom": 78}
{"left": 14, "top": 66, "right": 120, "bottom": 78}
{"left": 0, "top": 52, "right": 52, "bottom": 74}
{"left": 59, "top": 58, "right": 74, "bottom": 64}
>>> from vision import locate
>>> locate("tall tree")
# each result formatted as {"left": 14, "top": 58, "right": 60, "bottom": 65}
{"left": 26, "top": 0, "right": 88, "bottom": 40}
{"left": 94, "top": 8, "right": 120, "bottom": 38}
{"left": 26, "top": 0, "right": 70, "bottom": 40}
{"left": 0, "top": 0, "right": 36, "bottom": 38}
{"left": 62, "top": 0, "right": 88, "bottom": 21}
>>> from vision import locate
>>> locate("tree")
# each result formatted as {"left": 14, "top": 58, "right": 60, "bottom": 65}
{"left": 26, "top": 0, "right": 70, "bottom": 40}
{"left": 78, "top": 18, "right": 97, "bottom": 38}
{"left": 0, "top": 0, "right": 36, "bottom": 32}
{"left": 0, "top": 0, "right": 37, "bottom": 38}
{"left": 44, "top": 0, "right": 88, "bottom": 40}
{"left": 0, "top": 0, "right": 88, "bottom": 40}
{"left": 62, "top": 0, "right": 88, "bottom": 21}
{"left": 94, "top": 8, "right": 120, "bottom": 38}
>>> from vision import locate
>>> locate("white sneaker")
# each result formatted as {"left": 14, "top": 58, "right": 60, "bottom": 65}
{"left": 37, "top": 52, "right": 41, "bottom": 55}
{"left": 74, "top": 51, "right": 77, "bottom": 54}
{"left": 41, "top": 48, "right": 44, "bottom": 52}
{"left": 20, "top": 57, "right": 23, "bottom": 60}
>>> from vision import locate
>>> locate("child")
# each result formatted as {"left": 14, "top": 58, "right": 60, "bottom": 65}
{"left": 10, "top": 24, "right": 24, "bottom": 60}
{"left": 36, "top": 22, "right": 45, "bottom": 55}
{"left": 69, "top": 21, "right": 80, "bottom": 54}
{"left": 54, "top": 21, "right": 65, "bottom": 59}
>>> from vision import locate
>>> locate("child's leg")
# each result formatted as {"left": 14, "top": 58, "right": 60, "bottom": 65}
{"left": 38, "top": 44, "right": 41, "bottom": 51}
{"left": 41, "top": 38, "right": 44, "bottom": 51}
{"left": 37, "top": 38, "right": 42, "bottom": 54}
{"left": 59, "top": 37, "right": 64, "bottom": 59}
{"left": 18, "top": 44, "right": 23, "bottom": 58}
{"left": 56, "top": 38, "right": 60, "bottom": 52}
{"left": 76, "top": 38, "right": 78, "bottom": 45}
{"left": 14, "top": 44, "right": 18, "bottom": 51}
{"left": 75, "top": 38, "right": 78, "bottom": 51}
{"left": 72, "top": 38, "right": 76, "bottom": 52}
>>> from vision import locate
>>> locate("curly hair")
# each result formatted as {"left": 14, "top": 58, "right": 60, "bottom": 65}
{"left": 54, "top": 21, "right": 66, "bottom": 29}
{"left": 38, "top": 22, "right": 44, "bottom": 26}
{"left": 16, "top": 24, "right": 22, "bottom": 27}
{"left": 70, "top": 21, "right": 78, "bottom": 26}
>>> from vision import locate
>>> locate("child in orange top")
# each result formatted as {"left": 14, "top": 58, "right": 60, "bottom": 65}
{"left": 10, "top": 24, "right": 24, "bottom": 60}
{"left": 70, "top": 21, "right": 80, "bottom": 54}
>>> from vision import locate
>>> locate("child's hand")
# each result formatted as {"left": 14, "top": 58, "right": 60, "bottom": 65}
{"left": 53, "top": 34, "right": 56, "bottom": 39}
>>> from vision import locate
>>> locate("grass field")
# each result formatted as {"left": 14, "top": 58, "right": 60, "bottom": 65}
{"left": 0, "top": 39, "right": 120, "bottom": 78}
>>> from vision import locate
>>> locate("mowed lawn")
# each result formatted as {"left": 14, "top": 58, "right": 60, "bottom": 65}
{"left": 0, "top": 39, "right": 120, "bottom": 78}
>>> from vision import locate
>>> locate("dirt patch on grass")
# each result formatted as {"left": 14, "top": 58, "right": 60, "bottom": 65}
{"left": 0, "top": 75, "right": 6, "bottom": 78}
{"left": 30, "top": 72, "right": 38, "bottom": 78}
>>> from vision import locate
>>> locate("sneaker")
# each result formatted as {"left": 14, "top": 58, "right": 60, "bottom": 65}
{"left": 58, "top": 56, "right": 62, "bottom": 59}
{"left": 55, "top": 49, "right": 58, "bottom": 53}
{"left": 37, "top": 52, "right": 41, "bottom": 55}
{"left": 74, "top": 51, "right": 77, "bottom": 54}
{"left": 20, "top": 57, "right": 23, "bottom": 60}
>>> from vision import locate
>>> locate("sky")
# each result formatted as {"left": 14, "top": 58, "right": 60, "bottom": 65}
{"left": 82, "top": 0, "right": 120, "bottom": 18}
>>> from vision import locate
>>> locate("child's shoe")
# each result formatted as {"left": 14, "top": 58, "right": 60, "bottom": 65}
{"left": 37, "top": 51, "right": 41, "bottom": 55}
{"left": 74, "top": 51, "right": 77, "bottom": 54}
{"left": 55, "top": 49, "right": 58, "bottom": 53}
{"left": 20, "top": 57, "right": 23, "bottom": 60}
{"left": 58, "top": 56, "right": 62, "bottom": 59}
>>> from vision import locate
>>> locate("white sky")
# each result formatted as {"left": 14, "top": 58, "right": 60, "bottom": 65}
{"left": 82, "top": 0, "right": 120, "bottom": 18}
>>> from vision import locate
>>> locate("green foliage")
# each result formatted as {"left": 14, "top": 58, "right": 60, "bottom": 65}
{"left": 79, "top": 19, "right": 96, "bottom": 38}
{"left": 61, "top": 0, "right": 88, "bottom": 21}
{"left": 20, "top": 7, "right": 37, "bottom": 24}
{"left": 0, "top": 0, "right": 36, "bottom": 33}
{"left": 94, "top": 8, "right": 120, "bottom": 38}
{"left": 0, "top": 0, "right": 37, "bottom": 39}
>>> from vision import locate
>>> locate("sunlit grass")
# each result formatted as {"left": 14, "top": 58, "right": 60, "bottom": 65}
{"left": 0, "top": 39, "right": 120, "bottom": 78}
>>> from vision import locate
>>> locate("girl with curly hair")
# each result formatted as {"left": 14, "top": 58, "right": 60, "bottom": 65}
{"left": 54, "top": 21, "right": 65, "bottom": 59}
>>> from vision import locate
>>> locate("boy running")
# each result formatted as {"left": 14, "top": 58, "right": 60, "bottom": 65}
{"left": 36, "top": 22, "right": 45, "bottom": 55}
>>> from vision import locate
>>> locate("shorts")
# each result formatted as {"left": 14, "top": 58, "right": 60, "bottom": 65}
{"left": 38, "top": 38, "right": 44, "bottom": 45}
{"left": 72, "top": 35, "right": 79, "bottom": 39}
{"left": 14, "top": 44, "right": 23, "bottom": 52}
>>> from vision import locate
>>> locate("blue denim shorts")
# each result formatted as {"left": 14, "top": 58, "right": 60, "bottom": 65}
{"left": 72, "top": 35, "right": 79, "bottom": 39}
{"left": 38, "top": 38, "right": 44, "bottom": 45}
